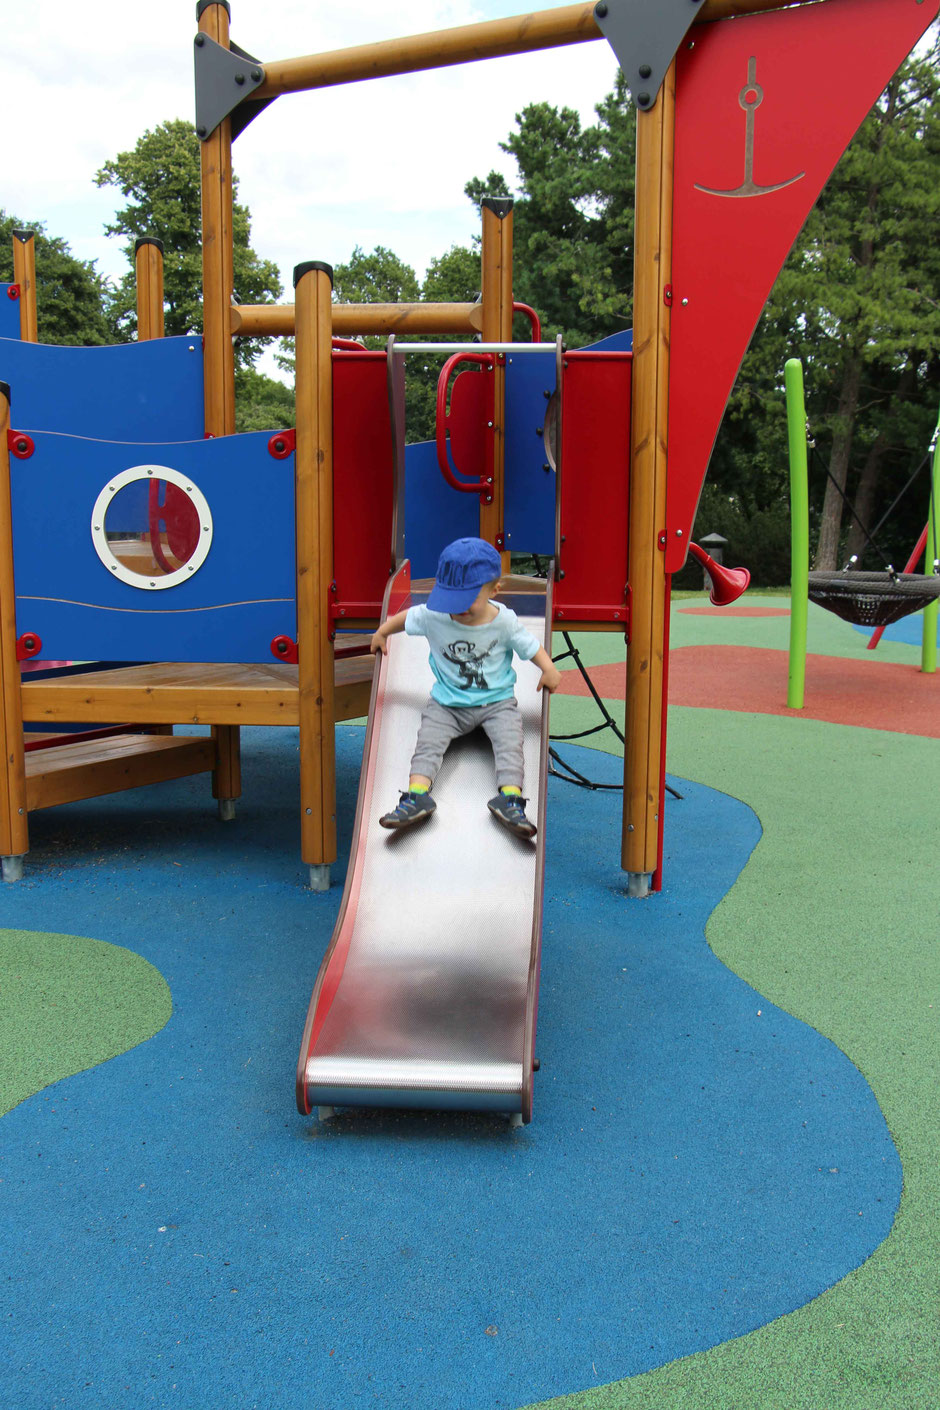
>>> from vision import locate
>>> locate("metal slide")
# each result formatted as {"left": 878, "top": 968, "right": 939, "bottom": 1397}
{"left": 297, "top": 562, "right": 551, "bottom": 1124}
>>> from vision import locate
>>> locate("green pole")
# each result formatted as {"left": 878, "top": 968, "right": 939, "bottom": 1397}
{"left": 921, "top": 404, "right": 940, "bottom": 675}
{"left": 785, "top": 358, "right": 809, "bottom": 708}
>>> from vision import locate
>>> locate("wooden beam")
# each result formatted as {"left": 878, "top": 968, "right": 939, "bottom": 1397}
{"left": 231, "top": 302, "right": 484, "bottom": 338}
{"left": 294, "top": 261, "right": 337, "bottom": 878}
{"left": 199, "top": 2, "right": 236, "bottom": 437}
{"left": 254, "top": 5, "right": 600, "bottom": 98}
{"left": 0, "top": 384, "right": 29, "bottom": 862}
{"left": 135, "top": 238, "right": 165, "bottom": 341}
{"left": 11, "top": 230, "right": 37, "bottom": 342}
{"left": 623, "top": 59, "right": 676, "bottom": 891}
{"left": 481, "top": 199, "right": 514, "bottom": 568}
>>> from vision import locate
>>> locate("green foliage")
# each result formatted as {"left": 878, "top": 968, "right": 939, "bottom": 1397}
{"left": 94, "top": 118, "right": 282, "bottom": 366}
{"left": 233, "top": 365, "right": 294, "bottom": 433}
{"left": 465, "top": 71, "right": 635, "bottom": 346}
{"left": 0, "top": 213, "right": 112, "bottom": 346}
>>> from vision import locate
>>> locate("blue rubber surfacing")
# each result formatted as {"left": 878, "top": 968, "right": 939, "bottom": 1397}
{"left": 0, "top": 729, "right": 899, "bottom": 1409}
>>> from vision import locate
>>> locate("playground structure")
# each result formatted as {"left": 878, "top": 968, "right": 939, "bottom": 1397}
{"left": 1, "top": 1, "right": 937, "bottom": 1120}
{"left": 785, "top": 358, "right": 940, "bottom": 709}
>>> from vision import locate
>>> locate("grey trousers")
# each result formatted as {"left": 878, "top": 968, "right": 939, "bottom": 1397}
{"left": 410, "top": 696, "right": 524, "bottom": 791}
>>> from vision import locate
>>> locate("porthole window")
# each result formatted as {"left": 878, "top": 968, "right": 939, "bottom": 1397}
{"left": 90, "top": 465, "right": 213, "bottom": 591}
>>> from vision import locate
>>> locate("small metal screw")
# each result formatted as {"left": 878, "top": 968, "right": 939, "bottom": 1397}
{"left": 234, "top": 72, "right": 246, "bottom": 85}
{"left": 250, "top": 69, "right": 262, "bottom": 81}
{"left": 197, "top": 125, "right": 207, "bottom": 138}
{"left": 536, "top": 426, "right": 543, "bottom": 436}
{"left": 681, "top": 297, "right": 689, "bottom": 307}
{"left": 305, "top": 808, "right": 312, "bottom": 816}
{"left": 595, "top": 1, "right": 608, "bottom": 14}
{"left": 558, "top": 570, "right": 565, "bottom": 580}
{"left": 639, "top": 64, "right": 652, "bottom": 78}
{"left": 627, "top": 824, "right": 635, "bottom": 832}
{"left": 638, "top": 92, "right": 651, "bottom": 106}
{"left": 543, "top": 390, "right": 551, "bottom": 399}
{"left": 195, "top": 33, "right": 205, "bottom": 46}
{"left": 487, "top": 421, "right": 494, "bottom": 428}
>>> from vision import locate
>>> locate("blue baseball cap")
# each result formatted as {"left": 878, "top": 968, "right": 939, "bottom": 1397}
{"left": 427, "top": 537, "right": 502, "bottom": 613}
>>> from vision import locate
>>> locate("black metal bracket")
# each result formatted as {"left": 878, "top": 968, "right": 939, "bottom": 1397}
{"left": 593, "top": 0, "right": 705, "bottom": 111}
{"left": 194, "top": 32, "right": 271, "bottom": 141}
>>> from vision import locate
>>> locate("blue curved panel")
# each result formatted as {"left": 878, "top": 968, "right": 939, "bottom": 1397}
{"left": 0, "top": 288, "right": 21, "bottom": 340}
{"left": 0, "top": 335, "right": 204, "bottom": 440}
{"left": 403, "top": 439, "right": 478, "bottom": 577}
{"left": 10, "top": 430, "right": 295, "bottom": 663}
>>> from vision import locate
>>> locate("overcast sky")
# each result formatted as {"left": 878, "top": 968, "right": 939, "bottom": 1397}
{"left": 5, "top": 1, "right": 619, "bottom": 295}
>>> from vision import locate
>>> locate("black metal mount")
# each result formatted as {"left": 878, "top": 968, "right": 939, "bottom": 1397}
{"left": 593, "top": 0, "right": 706, "bottom": 110}
{"left": 134, "top": 237, "right": 164, "bottom": 255}
{"left": 481, "top": 197, "right": 514, "bottom": 220}
{"left": 194, "top": 31, "right": 271, "bottom": 142}
{"left": 294, "top": 262, "right": 334, "bottom": 289}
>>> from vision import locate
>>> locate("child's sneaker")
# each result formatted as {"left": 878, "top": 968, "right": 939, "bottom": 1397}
{"left": 379, "top": 790, "right": 436, "bottom": 830}
{"left": 487, "top": 791, "right": 537, "bottom": 839}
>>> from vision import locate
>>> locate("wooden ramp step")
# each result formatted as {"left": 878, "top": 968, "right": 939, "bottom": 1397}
{"left": 24, "top": 733, "right": 216, "bottom": 812}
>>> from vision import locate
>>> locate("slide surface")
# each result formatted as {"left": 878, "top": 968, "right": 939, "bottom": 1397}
{"left": 297, "top": 564, "right": 550, "bottom": 1122}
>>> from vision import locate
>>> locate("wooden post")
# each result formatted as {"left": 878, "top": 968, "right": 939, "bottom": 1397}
{"left": 11, "top": 230, "right": 37, "bottom": 342}
{"left": 481, "top": 197, "right": 514, "bottom": 569}
{"left": 623, "top": 63, "right": 676, "bottom": 896}
{"left": 0, "top": 383, "right": 28, "bottom": 877}
{"left": 294, "top": 261, "right": 336, "bottom": 890}
{"left": 198, "top": 0, "right": 236, "bottom": 438}
{"left": 135, "top": 238, "right": 165, "bottom": 341}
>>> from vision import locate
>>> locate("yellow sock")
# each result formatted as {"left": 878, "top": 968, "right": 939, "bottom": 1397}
{"left": 500, "top": 785, "right": 522, "bottom": 796}
{"left": 410, "top": 784, "right": 429, "bottom": 794}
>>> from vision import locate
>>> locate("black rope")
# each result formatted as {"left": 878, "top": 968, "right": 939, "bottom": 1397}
{"left": 866, "top": 447, "right": 931, "bottom": 550}
{"left": 810, "top": 442, "right": 898, "bottom": 572}
{"left": 549, "top": 631, "right": 683, "bottom": 800}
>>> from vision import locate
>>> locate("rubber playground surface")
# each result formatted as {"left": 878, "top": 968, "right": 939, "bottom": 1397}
{"left": 1, "top": 596, "right": 937, "bottom": 1409}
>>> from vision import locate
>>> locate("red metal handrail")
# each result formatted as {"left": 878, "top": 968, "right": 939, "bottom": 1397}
{"left": 513, "top": 301, "right": 541, "bottom": 343}
{"left": 435, "top": 351, "right": 493, "bottom": 493}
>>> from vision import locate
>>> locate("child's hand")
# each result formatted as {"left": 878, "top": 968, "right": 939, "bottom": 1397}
{"left": 370, "top": 629, "right": 387, "bottom": 655}
{"left": 537, "top": 665, "right": 562, "bottom": 694}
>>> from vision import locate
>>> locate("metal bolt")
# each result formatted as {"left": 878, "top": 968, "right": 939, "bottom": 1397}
{"left": 544, "top": 390, "right": 551, "bottom": 399}
{"left": 234, "top": 72, "right": 246, "bottom": 85}
{"left": 195, "top": 33, "right": 205, "bottom": 46}
{"left": 487, "top": 421, "right": 494, "bottom": 428}
{"left": 536, "top": 426, "right": 543, "bottom": 436}
{"left": 542, "top": 463, "right": 551, "bottom": 472}
{"left": 595, "top": 1, "right": 608, "bottom": 14}
{"left": 197, "top": 125, "right": 207, "bottom": 138}
{"left": 558, "top": 570, "right": 565, "bottom": 580}
{"left": 305, "top": 808, "right": 312, "bottom": 815}
{"left": 676, "top": 529, "right": 683, "bottom": 537}
{"left": 638, "top": 92, "right": 651, "bottom": 106}
{"left": 627, "top": 824, "right": 635, "bottom": 832}
{"left": 681, "top": 297, "right": 689, "bottom": 307}
{"left": 639, "top": 64, "right": 652, "bottom": 78}
{"left": 250, "top": 69, "right": 262, "bottom": 81}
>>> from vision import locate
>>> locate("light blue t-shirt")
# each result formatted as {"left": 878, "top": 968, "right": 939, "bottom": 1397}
{"left": 405, "top": 602, "right": 540, "bottom": 708}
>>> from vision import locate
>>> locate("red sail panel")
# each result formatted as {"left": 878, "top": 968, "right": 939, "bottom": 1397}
{"left": 665, "top": 0, "right": 938, "bottom": 573}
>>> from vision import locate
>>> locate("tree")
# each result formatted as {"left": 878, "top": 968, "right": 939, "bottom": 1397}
{"left": 0, "top": 213, "right": 113, "bottom": 345}
{"left": 465, "top": 72, "right": 635, "bottom": 347}
{"left": 95, "top": 118, "right": 282, "bottom": 365}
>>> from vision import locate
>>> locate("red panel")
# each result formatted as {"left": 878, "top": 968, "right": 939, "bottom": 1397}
{"left": 666, "top": 0, "right": 938, "bottom": 573}
{"left": 332, "top": 350, "right": 395, "bottom": 620}
{"left": 554, "top": 351, "right": 630, "bottom": 624}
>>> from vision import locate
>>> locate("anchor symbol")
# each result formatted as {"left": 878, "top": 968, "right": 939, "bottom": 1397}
{"left": 695, "top": 57, "right": 805, "bottom": 198}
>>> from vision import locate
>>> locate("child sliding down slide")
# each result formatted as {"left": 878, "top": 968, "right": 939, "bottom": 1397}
{"left": 370, "top": 538, "right": 561, "bottom": 838}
